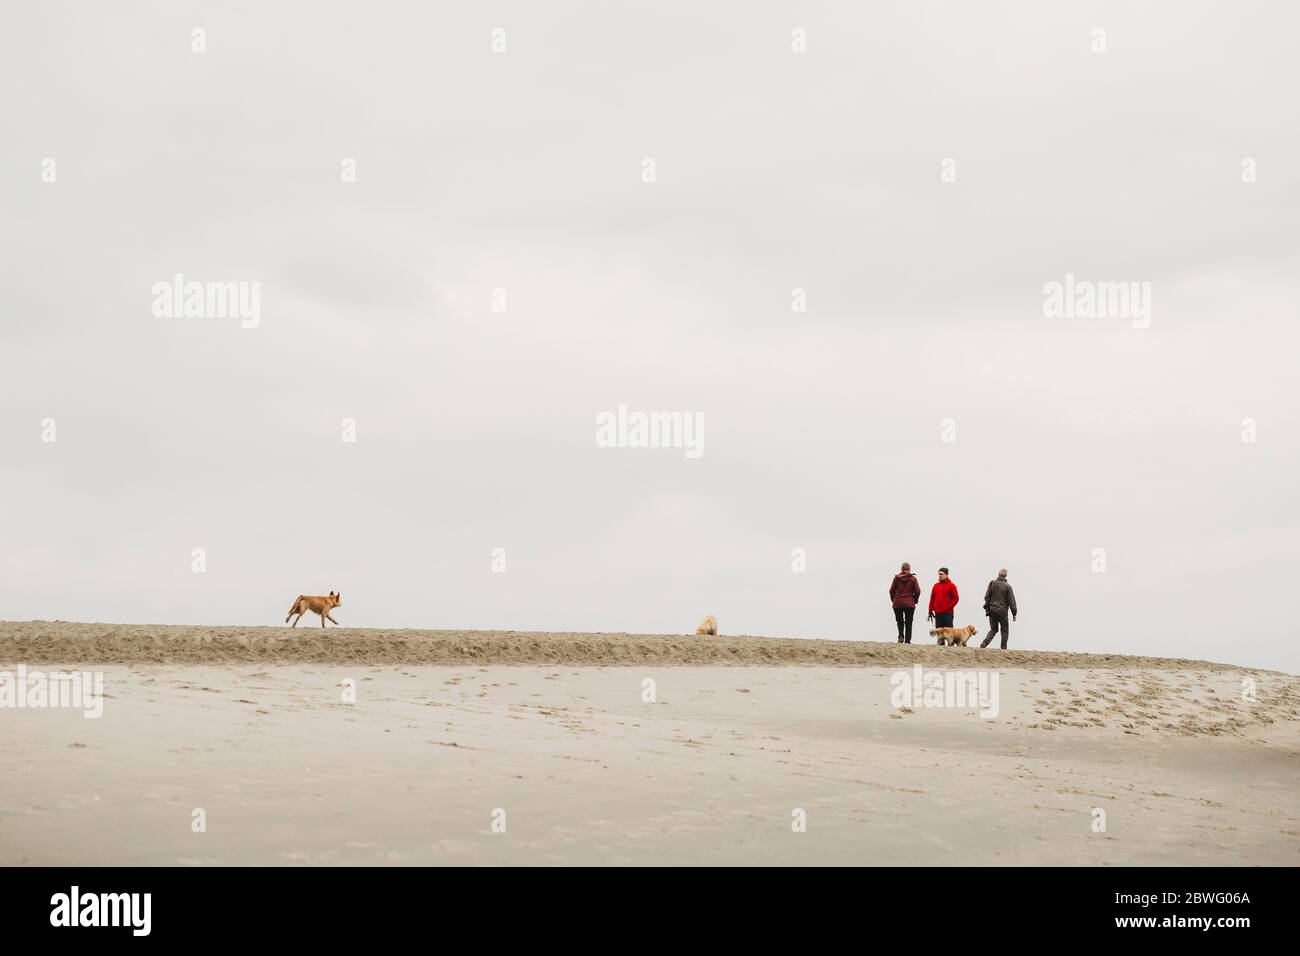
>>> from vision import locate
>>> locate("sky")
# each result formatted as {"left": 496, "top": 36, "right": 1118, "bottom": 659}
{"left": 2, "top": 1, "right": 1298, "bottom": 672}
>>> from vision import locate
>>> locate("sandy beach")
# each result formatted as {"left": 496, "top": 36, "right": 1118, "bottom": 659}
{"left": 3, "top": 622, "right": 1298, "bottom": 865}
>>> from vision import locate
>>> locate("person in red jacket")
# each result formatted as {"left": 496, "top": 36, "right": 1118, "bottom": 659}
{"left": 889, "top": 562, "right": 922, "bottom": 643}
{"left": 927, "top": 567, "right": 960, "bottom": 630}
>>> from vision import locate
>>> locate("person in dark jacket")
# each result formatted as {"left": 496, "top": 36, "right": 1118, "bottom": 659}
{"left": 980, "top": 568, "right": 1018, "bottom": 649}
{"left": 927, "top": 567, "right": 959, "bottom": 630}
{"left": 889, "top": 562, "right": 922, "bottom": 643}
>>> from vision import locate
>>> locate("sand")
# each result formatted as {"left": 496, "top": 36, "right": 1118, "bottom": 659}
{"left": 0, "top": 621, "right": 1264, "bottom": 670}
{"left": 2, "top": 622, "right": 1298, "bottom": 865}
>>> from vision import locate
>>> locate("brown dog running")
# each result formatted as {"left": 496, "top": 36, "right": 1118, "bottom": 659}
{"left": 930, "top": 624, "right": 977, "bottom": 646}
{"left": 285, "top": 591, "right": 342, "bottom": 628}
{"left": 695, "top": 615, "right": 717, "bottom": 636}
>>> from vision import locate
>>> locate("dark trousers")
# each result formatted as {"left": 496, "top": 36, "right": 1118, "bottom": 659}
{"left": 933, "top": 612, "right": 954, "bottom": 629}
{"left": 982, "top": 613, "right": 1009, "bottom": 648}
{"left": 893, "top": 606, "right": 915, "bottom": 643}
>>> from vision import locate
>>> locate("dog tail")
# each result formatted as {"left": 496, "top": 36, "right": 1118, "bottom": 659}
{"left": 928, "top": 628, "right": 940, "bottom": 637}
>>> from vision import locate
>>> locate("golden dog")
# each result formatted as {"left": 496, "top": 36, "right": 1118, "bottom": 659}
{"left": 285, "top": 591, "right": 342, "bottom": 628}
{"left": 695, "top": 614, "right": 717, "bottom": 636}
{"left": 930, "top": 624, "right": 977, "bottom": 646}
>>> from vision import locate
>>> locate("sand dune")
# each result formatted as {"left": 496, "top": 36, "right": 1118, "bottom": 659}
{"left": 3, "top": 621, "right": 1298, "bottom": 865}
{"left": 0, "top": 621, "right": 1272, "bottom": 671}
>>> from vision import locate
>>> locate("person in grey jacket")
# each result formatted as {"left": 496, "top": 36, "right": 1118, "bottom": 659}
{"left": 980, "top": 569, "right": 1018, "bottom": 649}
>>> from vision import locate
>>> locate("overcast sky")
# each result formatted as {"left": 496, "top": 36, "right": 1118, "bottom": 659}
{"left": 3, "top": 1, "right": 1297, "bottom": 672}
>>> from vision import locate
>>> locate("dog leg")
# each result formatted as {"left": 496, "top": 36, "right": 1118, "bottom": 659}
{"left": 326, "top": 613, "right": 339, "bottom": 626}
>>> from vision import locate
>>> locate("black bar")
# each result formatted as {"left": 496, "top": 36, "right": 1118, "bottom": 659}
{"left": 0, "top": 867, "right": 1283, "bottom": 942}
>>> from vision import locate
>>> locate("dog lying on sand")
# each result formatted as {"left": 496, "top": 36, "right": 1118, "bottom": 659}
{"left": 930, "top": 624, "right": 977, "bottom": 646}
{"left": 285, "top": 591, "right": 342, "bottom": 628}
{"left": 695, "top": 615, "right": 717, "bottom": 636}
